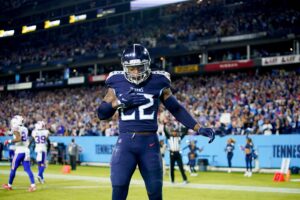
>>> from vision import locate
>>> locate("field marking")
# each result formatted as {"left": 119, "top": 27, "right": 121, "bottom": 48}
{"left": 0, "top": 185, "right": 111, "bottom": 190}
{"left": 1, "top": 170, "right": 300, "bottom": 194}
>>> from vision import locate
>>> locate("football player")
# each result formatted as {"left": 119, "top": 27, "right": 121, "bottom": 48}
{"left": 97, "top": 44, "right": 215, "bottom": 200}
{"left": 31, "top": 120, "right": 50, "bottom": 184}
{"left": 2, "top": 115, "right": 36, "bottom": 192}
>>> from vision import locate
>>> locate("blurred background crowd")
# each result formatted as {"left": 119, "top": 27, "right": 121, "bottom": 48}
{"left": 0, "top": 69, "right": 299, "bottom": 137}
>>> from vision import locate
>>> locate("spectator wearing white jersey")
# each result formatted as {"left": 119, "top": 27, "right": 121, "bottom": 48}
{"left": 261, "top": 118, "right": 273, "bottom": 135}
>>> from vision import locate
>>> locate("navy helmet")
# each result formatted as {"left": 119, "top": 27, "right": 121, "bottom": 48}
{"left": 121, "top": 44, "right": 151, "bottom": 85}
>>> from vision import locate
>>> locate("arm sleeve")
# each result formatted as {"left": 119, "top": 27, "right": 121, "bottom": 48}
{"left": 162, "top": 95, "right": 197, "bottom": 130}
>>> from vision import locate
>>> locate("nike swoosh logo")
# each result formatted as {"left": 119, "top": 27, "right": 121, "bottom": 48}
{"left": 149, "top": 143, "right": 155, "bottom": 147}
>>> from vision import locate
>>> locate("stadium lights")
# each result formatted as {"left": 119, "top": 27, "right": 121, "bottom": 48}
{"left": 0, "top": 29, "right": 15, "bottom": 37}
{"left": 69, "top": 14, "right": 87, "bottom": 23}
{"left": 44, "top": 20, "right": 61, "bottom": 29}
{"left": 97, "top": 8, "right": 115, "bottom": 18}
{"left": 22, "top": 25, "right": 37, "bottom": 34}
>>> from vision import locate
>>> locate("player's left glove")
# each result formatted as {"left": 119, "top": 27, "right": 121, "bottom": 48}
{"left": 118, "top": 89, "right": 149, "bottom": 108}
{"left": 197, "top": 128, "right": 215, "bottom": 143}
{"left": 4, "top": 140, "right": 11, "bottom": 146}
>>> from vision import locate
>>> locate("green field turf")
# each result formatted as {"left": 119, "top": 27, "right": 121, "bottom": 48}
{"left": 0, "top": 164, "right": 299, "bottom": 200}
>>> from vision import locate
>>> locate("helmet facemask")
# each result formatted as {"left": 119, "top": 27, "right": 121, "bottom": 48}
{"left": 122, "top": 59, "right": 151, "bottom": 85}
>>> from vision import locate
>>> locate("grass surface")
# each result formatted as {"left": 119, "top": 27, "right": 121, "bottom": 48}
{"left": 0, "top": 164, "right": 299, "bottom": 200}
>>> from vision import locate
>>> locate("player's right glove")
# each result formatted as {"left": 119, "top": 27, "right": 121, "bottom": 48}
{"left": 118, "top": 89, "right": 149, "bottom": 108}
{"left": 197, "top": 128, "right": 215, "bottom": 143}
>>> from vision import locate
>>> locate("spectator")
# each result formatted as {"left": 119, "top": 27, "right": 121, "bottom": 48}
{"left": 261, "top": 118, "right": 273, "bottom": 135}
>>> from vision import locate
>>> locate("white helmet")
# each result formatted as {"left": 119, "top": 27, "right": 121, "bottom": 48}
{"left": 35, "top": 121, "right": 45, "bottom": 130}
{"left": 10, "top": 116, "right": 23, "bottom": 131}
{"left": 13, "top": 115, "right": 24, "bottom": 125}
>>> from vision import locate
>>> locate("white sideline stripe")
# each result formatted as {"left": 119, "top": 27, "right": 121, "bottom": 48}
{"left": 1, "top": 170, "right": 300, "bottom": 194}
{"left": 4, "top": 185, "right": 111, "bottom": 190}
{"left": 290, "top": 179, "right": 300, "bottom": 182}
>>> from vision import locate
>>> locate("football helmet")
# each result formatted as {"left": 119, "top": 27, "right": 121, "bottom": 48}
{"left": 121, "top": 44, "right": 151, "bottom": 85}
{"left": 13, "top": 115, "right": 24, "bottom": 125}
{"left": 10, "top": 115, "right": 24, "bottom": 130}
{"left": 35, "top": 121, "right": 45, "bottom": 130}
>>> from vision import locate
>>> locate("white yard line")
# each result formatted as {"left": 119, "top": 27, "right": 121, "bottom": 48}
{"left": 290, "top": 179, "right": 300, "bottom": 182}
{"left": 1, "top": 170, "right": 300, "bottom": 194}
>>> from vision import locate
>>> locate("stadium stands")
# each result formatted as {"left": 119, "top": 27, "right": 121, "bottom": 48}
{"left": 0, "top": 69, "right": 299, "bottom": 136}
{"left": 0, "top": 0, "right": 299, "bottom": 69}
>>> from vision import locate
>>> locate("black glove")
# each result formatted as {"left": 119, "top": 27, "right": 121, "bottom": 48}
{"left": 197, "top": 128, "right": 215, "bottom": 143}
{"left": 118, "top": 90, "right": 148, "bottom": 108}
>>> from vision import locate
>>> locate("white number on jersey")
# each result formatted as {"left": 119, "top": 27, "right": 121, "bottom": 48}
{"left": 121, "top": 93, "right": 155, "bottom": 121}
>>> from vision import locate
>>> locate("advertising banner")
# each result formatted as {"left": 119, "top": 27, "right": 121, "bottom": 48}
{"left": 262, "top": 55, "right": 300, "bottom": 66}
{"left": 204, "top": 60, "right": 254, "bottom": 72}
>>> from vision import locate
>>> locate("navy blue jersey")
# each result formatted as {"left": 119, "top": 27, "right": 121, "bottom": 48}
{"left": 106, "top": 71, "right": 170, "bottom": 133}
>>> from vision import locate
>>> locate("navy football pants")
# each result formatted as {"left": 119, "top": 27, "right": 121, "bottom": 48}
{"left": 111, "top": 133, "right": 163, "bottom": 200}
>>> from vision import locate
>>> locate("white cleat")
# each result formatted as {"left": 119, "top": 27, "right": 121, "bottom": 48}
{"left": 247, "top": 172, "right": 252, "bottom": 177}
{"left": 28, "top": 185, "right": 37, "bottom": 192}
{"left": 37, "top": 176, "right": 45, "bottom": 184}
{"left": 2, "top": 184, "right": 12, "bottom": 191}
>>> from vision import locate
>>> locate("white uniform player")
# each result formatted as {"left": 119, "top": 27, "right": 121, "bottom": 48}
{"left": 32, "top": 121, "right": 49, "bottom": 184}
{"left": 2, "top": 115, "right": 36, "bottom": 192}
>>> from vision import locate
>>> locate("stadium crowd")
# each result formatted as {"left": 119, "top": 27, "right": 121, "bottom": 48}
{"left": 0, "top": 0, "right": 39, "bottom": 11}
{"left": 0, "top": 0, "right": 299, "bottom": 67}
{"left": 0, "top": 69, "right": 299, "bottom": 137}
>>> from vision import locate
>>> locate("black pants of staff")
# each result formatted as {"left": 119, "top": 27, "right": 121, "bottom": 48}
{"left": 70, "top": 155, "right": 77, "bottom": 170}
{"left": 170, "top": 151, "right": 187, "bottom": 183}
{"left": 227, "top": 152, "right": 233, "bottom": 168}
{"left": 245, "top": 154, "right": 252, "bottom": 172}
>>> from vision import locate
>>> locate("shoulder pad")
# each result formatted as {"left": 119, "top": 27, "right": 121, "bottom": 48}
{"left": 19, "top": 126, "right": 28, "bottom": 134}
{"left": 106, "top": 71, "right": 124, "bottom": 81}
{"left": 152, "top": 71, "right": 171, "bottom": 82}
